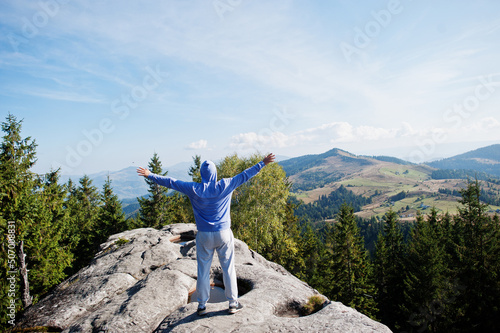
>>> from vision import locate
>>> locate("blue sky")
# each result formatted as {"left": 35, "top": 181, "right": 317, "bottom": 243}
{"left": 1, "top": 0, "right": 500, "bottom": 175}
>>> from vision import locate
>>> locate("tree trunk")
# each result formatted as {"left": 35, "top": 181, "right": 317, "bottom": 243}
{"left": 17, "top": 240, "right": 33, "bottom": 308}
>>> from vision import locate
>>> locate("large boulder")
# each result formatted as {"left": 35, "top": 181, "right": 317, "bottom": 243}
{"left": 15, "top": 224, "right": 391, "bottom": 332}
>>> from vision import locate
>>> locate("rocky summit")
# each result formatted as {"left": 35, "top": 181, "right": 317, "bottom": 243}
{"left": 15, "top": 224, "right": 392, "bottom": 332}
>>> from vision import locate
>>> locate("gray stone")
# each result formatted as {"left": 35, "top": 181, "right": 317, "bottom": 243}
{"left": 15, "top": 224, "right": 391, "bottom": 333}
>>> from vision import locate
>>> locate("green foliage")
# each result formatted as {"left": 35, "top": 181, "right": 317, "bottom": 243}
{"left": 114, "top": 237, "right": 129, "bottom": 247}
{"left": 293, "top": 185, "right": 372, "bottom": 222}
{"left": 188, "top": 155, "right": 202, "bottom": 182}
{"left": 138, "top": 153, "right": 194, "bottom": 228}
{"left": 65, "top": 175, "right": 102, "bottom": 273}
{"left": 431, "top": 168, "right": 498, "bottom": 181}
{"left": 137, "top": 153, "right": 170, "bottom": 228}
{"left": 300, "top": 295, "right": 326, "bottom": 316}
{"left": 400, "top": 209, "right": 454, "bottom": 332}
{"left": 322, "top": 204, "right": 378, "bottom": 319}
{"left": 374, "top": 209, "right": 407, "bottom": 330}
{"left": 0, "top": 114, "right": 73, "bottom": 327}
{"left": 295, "top": 222, "right": 324, "bottom": 285}
{"left": 25, "top": 171, "right": 73, "bottom": 299}
{"left": 390, "top": 190, "right": 407, "bottom": 202}
{"left": 447, "top": 178, "right": 500, "bottom": 332}
{"left": 368, "top": 155, "right": 413, "bottom": 165}
{"left": 94, "top": 177, "right": 128, "bottom": 246}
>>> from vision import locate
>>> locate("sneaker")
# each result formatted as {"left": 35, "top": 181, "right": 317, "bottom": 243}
{"left": 197, "top": 306, "right": 207, "bottom": 316}
{"left": 228, "top": 302, "right": 243, "bottom": 314}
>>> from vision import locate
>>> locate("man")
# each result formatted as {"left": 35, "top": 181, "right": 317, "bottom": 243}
{"left": 137, "top": 153, "right": 275, "bottom": 315}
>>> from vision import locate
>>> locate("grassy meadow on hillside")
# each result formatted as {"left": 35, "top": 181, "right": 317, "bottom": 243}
{"left": 289, "top": 159, "right": 500, "bottom": 220}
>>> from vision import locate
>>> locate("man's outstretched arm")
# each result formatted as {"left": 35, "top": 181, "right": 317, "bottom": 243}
{"left": 224, "top": 153, "right": 276, "bottom": 192}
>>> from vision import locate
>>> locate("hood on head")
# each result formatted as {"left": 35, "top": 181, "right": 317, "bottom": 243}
{"left": 200, "top": 160, "right": 217, "bottom": 183}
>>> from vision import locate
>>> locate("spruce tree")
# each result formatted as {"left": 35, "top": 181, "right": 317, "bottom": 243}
{"left": 295, "top": 223, "right": 322, "bottom": 285}
{"left": 95, "top": 176, "right": 127, "bottom": 246}
{"left": 401, "top": 209, "right": 452, "bottom": 332}
{"left": 0, "top": 113, "right": 38, "bottom": 321}
{"left": 325, "top": 204, "right": 378, "bottom": 319}
{"left": 160, "top": 155, "right": 201, "bottom": 225}
{"left": 26, "top": 170, "right": 73, "bottom": 299}
{"left": 0, "top": 114, "right": 72, "bottom": 326}
{"left": 450, "top": 179, "right": 500, "bottom": 332}
{"left": 374, "top": 209, "right": 407, "bottom": 330}
{"left": 188, "top": 155, "right": 202, "bottom": 182}
{"left": 66, "top": 175, "right": 101, "bottom": 271}
{"left": 138, "top": 153, "right": 169, "bottom": 228}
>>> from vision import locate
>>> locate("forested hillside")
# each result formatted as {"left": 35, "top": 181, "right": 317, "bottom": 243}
{"left": 427, "top": 144, "right": 500, "bottom": 177}
{"left": 279, "top": 148, "right": 374, "bottom": 191}
{"left": 1, "top": 114, "right": 499, "bottom": 332}
{"left": 292, "top": 184, "right": 372, "bottom": 222}
{"left": 282, "top": 146, "right": 500, "bottom": 220}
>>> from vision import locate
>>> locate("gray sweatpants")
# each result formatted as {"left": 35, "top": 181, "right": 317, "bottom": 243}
{"left": 196, "top": 229, "right": 238, "bottom": 307}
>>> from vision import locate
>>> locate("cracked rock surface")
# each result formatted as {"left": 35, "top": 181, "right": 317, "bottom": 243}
{"left": 16, "top": 224, "right": 391, "bottom": 333}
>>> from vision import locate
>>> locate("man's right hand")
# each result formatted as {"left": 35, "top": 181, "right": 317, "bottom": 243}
{"left": 137, "top": 167, "right": 151, "bottom": 177}
{"left": 263, "top": 153, "right": 275, "bottom": 166}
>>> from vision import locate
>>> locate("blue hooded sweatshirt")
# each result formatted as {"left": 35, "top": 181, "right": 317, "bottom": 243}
{"left": 147, "top": 160, "right": 265, "bottom": 232}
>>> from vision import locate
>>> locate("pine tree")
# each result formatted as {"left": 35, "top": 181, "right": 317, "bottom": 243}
{"left": 66, "top": 175, "right": 101, "bottom": 271}
{"left": 325, "top": 204, "right": 378, "bottom": 319}
{"left": 0, "top": 114, "right": 38, "bottom": 314}
{"left": 374, "top": 209, "right": 407, "bottom": 330}
{"left": 138, "top": 153, "right": 169, "bottom": 228}
{"left": 62, "top": 179, "right": 81, "bottom": 252}
{"left": 295, "top": 223, "right": 321, "bottom": 284}
{"left": 450, "top": 178, "right": 500, "bottom": 332}
{"left": 401, "top": 209, "right": 452, "bottom": 332}
{"left": 160, "top": 155, "right": 200, "bottom": 225}
{"left": 95, "top": 176, "right": 127, "bottom": 246}
{"left": 26, "top": 170, "right": 73, "bottom": 300}
{"left": 188, "top": 155, "right": 202, "bottom": 182}
{"left": 0, "top": 114, "right": 72, "bottom": 326}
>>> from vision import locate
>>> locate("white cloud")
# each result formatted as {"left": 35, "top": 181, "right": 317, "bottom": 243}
{"left": 230, "top": 117, "right": 500, "bottom": 154}
{"left": 228, "top": 131, "right": 290, "bottom": 151}
{"left": 462, "top": 117, "right": 500, "bottom": 132}
{"left": 186, "top": 139, "right": 208, "bottom": 150}
{"left": 229, "top": 121, "right": 404, "bottom": 151}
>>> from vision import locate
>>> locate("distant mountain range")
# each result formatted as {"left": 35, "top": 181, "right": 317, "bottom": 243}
{"left": 281, "top": 144, "right": 500, "bottom": 179}
{"left": 60, "top": 144, "right": 500, "bottom": 211}
{"left": 60, "top": 162, "right": 192, "bottom": 200}
{"left": 426, "top": 144, "right": 500, "bottom": 177}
